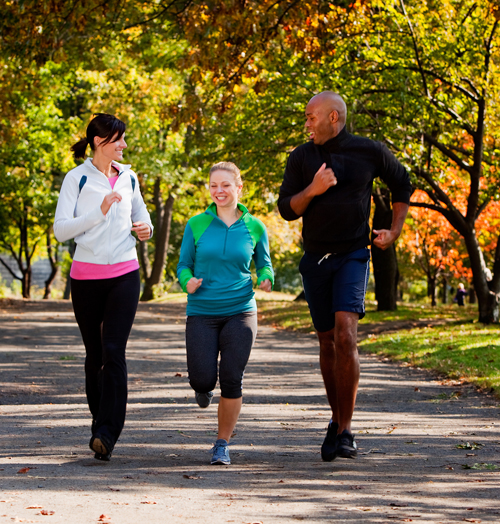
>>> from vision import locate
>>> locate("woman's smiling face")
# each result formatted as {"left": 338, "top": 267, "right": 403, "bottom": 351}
{"left": 209, "top": 169, "right": 242, "bottom": 209}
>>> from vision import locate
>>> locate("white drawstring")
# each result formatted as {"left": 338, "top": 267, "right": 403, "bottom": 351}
{"left": 318, "top": 253, "right": 332, "bottom": 265}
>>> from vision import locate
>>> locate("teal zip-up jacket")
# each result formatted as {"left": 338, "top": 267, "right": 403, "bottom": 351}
{"left": 177, "top": 203, "right": 274, "bottom": 316}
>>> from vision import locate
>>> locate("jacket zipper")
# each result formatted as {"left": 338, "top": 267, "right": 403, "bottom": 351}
{"left": 223, "top": 227, "right": 228, "bottom": 255}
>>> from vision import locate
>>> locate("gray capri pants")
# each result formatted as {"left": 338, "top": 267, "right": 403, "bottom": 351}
{"left": 185, "top": 311, "right": 258, "bottom": 399}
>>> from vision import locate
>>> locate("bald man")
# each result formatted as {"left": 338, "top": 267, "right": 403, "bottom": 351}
{"left": 278, "top": 91, "right": 412, "bottom": 460}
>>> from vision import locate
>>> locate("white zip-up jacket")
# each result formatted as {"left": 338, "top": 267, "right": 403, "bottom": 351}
{"left": 54, "top": 158, "right": 153, "bottom": 265}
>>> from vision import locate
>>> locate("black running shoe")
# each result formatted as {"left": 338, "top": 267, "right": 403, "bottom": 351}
{"left": 336, "top": 430, "right": 357, "bottom": 459}
{"left": 195, "top": 391, "right": 214, "bottom": 408}
{"left": 90, "top": 435, "right": 113, "bottom": 461}
{"left": 94, "top": 451, "right": 111, "bottom": 461}
{"left": 321, "top": 421, "right": 339, "bottom": 462}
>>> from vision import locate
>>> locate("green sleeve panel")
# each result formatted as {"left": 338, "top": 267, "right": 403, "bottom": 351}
{"left": 257, "top": 267, "right": 274, "bottom": 288}
{"left": 179, "top": 268, "right": 194, "bottom": 293}
{"left": 242, "top": 212, "right": 266, "bottom": 249}
{"left": 189, "top": 212, "right": 215, "bottom": 244}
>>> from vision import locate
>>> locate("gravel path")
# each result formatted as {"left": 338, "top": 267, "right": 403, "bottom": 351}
{"left": 0, "top": 299, "right": 499, "bottom": 524}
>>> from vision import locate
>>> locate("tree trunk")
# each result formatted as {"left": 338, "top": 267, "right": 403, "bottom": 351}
{"left": 0, "top": 215, "right": 36, "bottom": 299}
{"left": 427, "top": 274, "right": 437, "bottom": 306}
{"left": 463, "top": 231, "right": 499, "bottom": 323}
{"left": 371, "top": 188, "right": 398, "bottom": 311}
{"left": 43, "top": 229, "right": 58, "bottom": 299}
{"left": 140, "top": 177, "right": 175, "bottom": 301}
{"left": 441, "top": 276, "right": 448, "bottom": 304}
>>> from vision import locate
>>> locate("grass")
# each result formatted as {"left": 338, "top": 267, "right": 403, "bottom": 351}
{"left": 256, "top": 299, "right": 477, "bottom": 333}
{"left": 359, "top": 322, "right": 500, "bottom": 396}
{"left": 257, "top": 298, "right": 500, "bottom": 397}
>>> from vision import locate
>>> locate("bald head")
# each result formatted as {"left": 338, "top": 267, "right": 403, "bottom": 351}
{"left": 305, "top": 91, "right": 347, "bottom": 144}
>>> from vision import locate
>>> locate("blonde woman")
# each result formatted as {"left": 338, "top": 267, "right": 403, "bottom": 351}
{"left": 177, "top": 162, "right": 274, "bottom": 465}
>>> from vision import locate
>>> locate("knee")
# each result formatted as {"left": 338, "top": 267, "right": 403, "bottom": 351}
{"left": 335, "top": 327, "right": 358, "bottom": 356}
{"left": 220, "top": 381, "right": 243, "bottom": 399}
{"left": 318, "top": 330, "right": 335, "bottom": 355}
{"left": 189, "top": 375, "right": 217, "bottom": 394}
{"left": 102, "top": 343, "right": 127, "bottom": 366}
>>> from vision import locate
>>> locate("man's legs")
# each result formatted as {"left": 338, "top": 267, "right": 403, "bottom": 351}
{"left": 318, "top": 311, "right": 360, "bottom": 433}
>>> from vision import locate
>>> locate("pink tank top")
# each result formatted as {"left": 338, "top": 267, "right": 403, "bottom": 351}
{"left": 70, "top": 174, "right": 140, "bottom": 280}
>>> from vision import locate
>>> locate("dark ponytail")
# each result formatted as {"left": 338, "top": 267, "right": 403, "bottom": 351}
{"left": 70, "top": 113, "right": 126, "bottom": 160}
{"left": 70, "top": 137, "right": 89, "bottom": 160}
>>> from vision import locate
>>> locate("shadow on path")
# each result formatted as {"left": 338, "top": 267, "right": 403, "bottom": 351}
{"left": 0, "top": 299, "right": 499, "bottom": 524}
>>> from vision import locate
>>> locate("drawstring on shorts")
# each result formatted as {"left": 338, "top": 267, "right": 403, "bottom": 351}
{"left": 318, "top": 253, "right": 332, "bottom": 265}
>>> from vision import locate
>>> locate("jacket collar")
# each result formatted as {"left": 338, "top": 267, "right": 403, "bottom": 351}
{"left": 206, "top": 202, "right": 249, "bottom": 219}
{"left": 84, "top": 157, "right": 132, "bottom": 176}
{"left": 318, "top": 126, "right": 351, "bottom": 153}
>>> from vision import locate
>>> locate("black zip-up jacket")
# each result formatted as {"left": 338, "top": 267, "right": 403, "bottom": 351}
{"left": 278, "top": 127, "right": 413, "bottom": 255}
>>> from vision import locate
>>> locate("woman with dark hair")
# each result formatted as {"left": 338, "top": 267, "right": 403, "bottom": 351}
{"left": 177, "top": 161, "right": 274, "bottom": 465}
{"left": 54, "top": 113, "right": 153, "bottom": 461}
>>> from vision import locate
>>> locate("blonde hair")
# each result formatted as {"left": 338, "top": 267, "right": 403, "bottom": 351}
{"left": 209, "top": 161, "right": 243, "bottom": 186}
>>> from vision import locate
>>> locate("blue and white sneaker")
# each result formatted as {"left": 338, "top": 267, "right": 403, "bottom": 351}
{"left": 195, "top": 391, "right": 214, "bottom": 408}
{"left": 210, "top": 439, "right": 231, "bottom": 465}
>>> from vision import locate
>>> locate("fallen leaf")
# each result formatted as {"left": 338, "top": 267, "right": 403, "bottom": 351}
{"left": 40, "top": 510, "right": 55, "bottom": 515}
{"left": 17, "top": 468, "right": 31, "bottom": 474}
{"left": 182, "top": 475, "right": 200, "bottom": 480}
{"left": 463, "top": 519, "right": 481, "bottom": 523}
{"left": 388, "top": 503, "right": 408, "bottom": 507}
{"left": 26, "top": 506, "right": 43, "bottom": 509}
{"left": 98, "top": 515, "right": 110, "bottom": 521}
{"left": 140, "top": 501, "right": 157, "bottom": 504}
{"left": 175, "top": 372, "right": 182, "bottom": 377}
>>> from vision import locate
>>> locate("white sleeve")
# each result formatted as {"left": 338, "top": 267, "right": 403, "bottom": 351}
{"left": 53, "top": 174, "right": 106, "bottom": 242}
{"left": 130, "top": 175, "right": 154, "bottom": 238}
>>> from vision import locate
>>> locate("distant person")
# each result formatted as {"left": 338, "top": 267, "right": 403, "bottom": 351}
{"left": 454, "top": 283, "right": 467, "bottom": 306}
{"left": 177, "top": 161, "right": 274, "bottom": 465}
{"left": 54, "top": 113, "right": 153, "bottom": 461}
{"left": 278, "top": 91, "right": 412, "bottom": 460}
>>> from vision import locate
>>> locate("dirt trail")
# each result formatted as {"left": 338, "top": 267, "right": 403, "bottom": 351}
{"left": 0, "top": 299, "right": 499, "bottom": 524}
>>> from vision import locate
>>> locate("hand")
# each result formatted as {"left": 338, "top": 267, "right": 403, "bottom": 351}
{"left": 372, "top": 229, "right": 399, "bottom": 250}
{"left": 259, "top": 279, "right": 272, "bottom": 293}
{"left": 100, "top": 191, "right": 122, "bottom": 215}
{"left": 309, "top": 162, "right": 337, "bottom": 197}
{"left": 131, "top": 221, "right": 151, "bottom": 241}
{"left": 186, "top": 277, "right": 203, "bottom": 294}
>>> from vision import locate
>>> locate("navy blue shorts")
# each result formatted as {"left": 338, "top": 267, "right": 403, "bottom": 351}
{"left": 299, "top": 248, "right": 370, "bottom": 333}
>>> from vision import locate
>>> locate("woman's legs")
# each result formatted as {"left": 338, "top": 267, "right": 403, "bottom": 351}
{"left": 71, "top": 270, "right": 140, "bottom": 452}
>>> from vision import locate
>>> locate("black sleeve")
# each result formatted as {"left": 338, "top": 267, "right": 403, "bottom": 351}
{"left": 377, "top": 143, "right": 413, "bottom": 204}
{"left": 278, "top": 149, "right": 304, "bottom": 221}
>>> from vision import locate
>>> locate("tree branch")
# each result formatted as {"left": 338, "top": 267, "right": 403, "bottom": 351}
{"left": 423, "top": 133, "right": 473, "bottom": 174}
{"left": 0, "top": 257, "right": 22, "bottom": 281}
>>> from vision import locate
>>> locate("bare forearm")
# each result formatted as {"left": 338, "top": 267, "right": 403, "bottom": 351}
{"left": 372, "top": 202, "right": 409, "bottom": 250}
{"left": 290, "top": 186, "right": 316, "bottom": 217}
{"left": 391, "top": 202, "right": 410, "bottom": 237}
